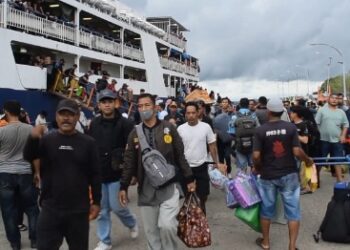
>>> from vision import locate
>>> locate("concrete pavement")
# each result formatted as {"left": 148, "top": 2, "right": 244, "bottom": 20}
{"left": 0, "top": 170, "right": 349, "bottom": 250}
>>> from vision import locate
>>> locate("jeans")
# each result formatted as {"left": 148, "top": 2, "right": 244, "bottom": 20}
{"left": 0, "top": 173, "right": 39, "bottom": 246}
{"left": 37, "top": 206, "right": 89, "bottom": 250}
{"left": 320, "top": 140, "right": 344, "bottom": 174}
{"left": 235, "top": 151, "right": 252, "bottom": 170}
{"left": 257, "top": 173, "right": 301, "bottom": 221}
{"left": 97, "top": 181, "right": 137, "bottom": 245}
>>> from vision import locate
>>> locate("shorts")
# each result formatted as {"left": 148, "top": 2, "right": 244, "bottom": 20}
{"left": 320, "top": 140, "right": 344, "bottom": 159}
{"left": 257, "top": 172, "right": 300, "bottom": 221}
{"left": 190, "top": 163, "right": 210, "bottom": 199}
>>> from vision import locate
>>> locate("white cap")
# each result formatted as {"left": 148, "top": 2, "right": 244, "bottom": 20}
{"left": 267, "top": 98, "right": 284, "bottom": 112}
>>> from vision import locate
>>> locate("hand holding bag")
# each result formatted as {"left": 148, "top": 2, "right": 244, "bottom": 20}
{"left": 177, "top": 193, "right": 211, "bottom": 248}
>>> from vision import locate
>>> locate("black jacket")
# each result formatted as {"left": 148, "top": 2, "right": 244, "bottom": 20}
{"left": 89, "top": 110, "right": 134, "bottom": 183}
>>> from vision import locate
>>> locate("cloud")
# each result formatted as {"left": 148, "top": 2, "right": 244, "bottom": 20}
{"left": 123, "top": 0, "right": 349, "bottom": 96}
{"left": 199, "top": 78, "right": 322, "bottom": 101}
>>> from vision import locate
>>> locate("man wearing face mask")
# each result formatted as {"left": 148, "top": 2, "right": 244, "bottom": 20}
{"left": 119, "top": 93, "right": 196, "bottom": 250}
{"left": 88, "top": 89, "right": 138, "bottom": 250}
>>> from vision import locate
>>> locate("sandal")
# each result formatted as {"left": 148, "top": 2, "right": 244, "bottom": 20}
{"left": 255, "top": 237, "right": 270, "bottom": 250}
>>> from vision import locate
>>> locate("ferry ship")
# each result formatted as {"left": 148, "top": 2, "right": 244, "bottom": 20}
{"left": 0, "top": 0, "right": 200, "bottom": 120}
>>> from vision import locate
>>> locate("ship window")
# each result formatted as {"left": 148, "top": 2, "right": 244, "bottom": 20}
{"left": 124, "top": 67, "right": 146, "bottom": 82}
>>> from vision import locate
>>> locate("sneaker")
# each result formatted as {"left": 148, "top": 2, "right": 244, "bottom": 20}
{"left": 130, "top": 224, "right": 139, "bottom": 239}
{"left": 18, "top": 224, "right": 27, "bottom": 231}
{"left": 94, "top": 241, "right": 112, "bottom": 250}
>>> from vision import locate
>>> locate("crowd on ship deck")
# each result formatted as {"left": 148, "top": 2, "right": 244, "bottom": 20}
{"left": 6, "top": 0, "right": 142, "bottom": 50}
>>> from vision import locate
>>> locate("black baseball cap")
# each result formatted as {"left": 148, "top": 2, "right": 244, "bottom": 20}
{"left": 98, "top": 89, "right": 117, "bottom": 102}
{"left": 56, "top": 99, "right": 79, "bottom": 114}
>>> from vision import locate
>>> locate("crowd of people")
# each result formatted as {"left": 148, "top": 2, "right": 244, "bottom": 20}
{"left": 0, "top": 89, "right": 349, "bottom": 250}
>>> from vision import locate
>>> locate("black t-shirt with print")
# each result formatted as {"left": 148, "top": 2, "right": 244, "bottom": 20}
{"left": 294, "top": 121, "right": 309, "bottom": 154}
{"left": 253, "top": 120, "right": 301, "bottom": 179}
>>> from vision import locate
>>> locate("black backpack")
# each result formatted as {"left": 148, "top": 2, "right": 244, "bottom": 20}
{"left": 234, "top": 112, "right": 256, "bottom": 154}
{"left": 313, "top": 183, "right": 350, "bottom": 243}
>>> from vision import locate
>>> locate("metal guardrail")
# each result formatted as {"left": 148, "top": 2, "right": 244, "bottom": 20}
{"left": 165, "top": 33, "right": 186, "bottom": 49}
{"left": 123, "top": 44, "right": 144, "bottom": 62}
{"left": 3, "top": 4, "right": 144, "bottom": 62}
{"left": 159, "top": 57, "right": 199, "bottom": 77}
{"left": 0, "top": 3, "right": 3, "bottom": 27}
{"left": 7, "top": 7, "right": 75, "bottom": 43}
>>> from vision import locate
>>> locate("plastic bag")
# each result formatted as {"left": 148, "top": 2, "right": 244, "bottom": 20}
{"left": 208, "top": 165, "right": 228, "bottom": 190}
{"left": 235, "top": 203, "right": 261, "bottom": 232}
{"left": 225, "top": 180, "right": 239, "bottom": 209}
{"left": 229, "top": 172, "right": 261, "bottom": 208}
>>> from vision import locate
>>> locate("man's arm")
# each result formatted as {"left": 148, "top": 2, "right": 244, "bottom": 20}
{"left": 171, "top": 126, "right": 195, "bottom": 191}
{"left": 208, "top": 142, "right": 219, "bottom": 164}
{"left": 87, "top": 140, "right": 101, "bottom": 220}
{"left": 120, "top": 130, "right": 138, "bottom": 192}
{"left": 119, "top": 130, "right": 138, "bottom": 207}
{"left": 252, "top": 150, "right": 262, "bottom": 172}
{"left": 340, "top": 111, "right": 349, "bottom": 143}
{"left": 293, "top": 147, "right": 313, "bottom": 166}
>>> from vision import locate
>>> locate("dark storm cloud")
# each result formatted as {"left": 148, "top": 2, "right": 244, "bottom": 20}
{"left": 124, "top": 0, "right": 350, "bottom": 82}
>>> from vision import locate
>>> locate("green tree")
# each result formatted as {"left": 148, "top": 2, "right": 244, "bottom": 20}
{"left": 320, "top": 74, "right": 350, "bottom": 95}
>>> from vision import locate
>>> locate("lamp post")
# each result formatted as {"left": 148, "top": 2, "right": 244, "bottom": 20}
{"left": 310, "top": 43, "right": 346, "bottom": 99}
{"left": 327, "top": 57, "right": 332, "bottom": 95}
{"left": 295, "top": 65, "right": 310, "bottom": 97}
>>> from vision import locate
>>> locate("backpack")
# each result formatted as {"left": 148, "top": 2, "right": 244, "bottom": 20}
{"left": 313, "top": 182, "right": 350, "bottom": 243}
{"left": 234, "top": 112, "right": 256, "bottom": 154}
{"left": 135, "top": 124, "right": 176, "bottom": 188}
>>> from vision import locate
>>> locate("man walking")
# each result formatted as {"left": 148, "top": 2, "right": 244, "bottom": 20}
{"left": 119, "top": 93, "right": 196, "bottom": 250}
{"left": 89, "top": 89, "right": 138, "bottom": 250}
{"left": 177, "top": 102, "right": 224, "bottom": 213}
{"left": 213, "top": 97, "right": 234, "bottom": 177}
{"left": 0, "top": 100, "right": 39, "bottom": 250}
{"left": 315, "top": 94, "right": 348, "bottom": 181}
{"left": 24, "top": 99, "right": 101, "bottom": 250}
{"left": 231, "top": 98, "right": 260, "bottom": 172}
{"left": 253, "top": 98, "right": 313, "bottom": 250}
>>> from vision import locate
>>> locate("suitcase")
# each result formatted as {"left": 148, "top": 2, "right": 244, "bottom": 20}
{"left": 313, "top": 156, "right": 350, "bottom": 243}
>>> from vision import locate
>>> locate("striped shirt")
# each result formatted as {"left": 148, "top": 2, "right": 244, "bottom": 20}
{"left": 0, "top": 122, "right": 32, "bottom": 174}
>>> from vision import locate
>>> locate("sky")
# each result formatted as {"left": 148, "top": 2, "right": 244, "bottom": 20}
{"left": 123, "top": 0, "right": 350, "bottom": 99}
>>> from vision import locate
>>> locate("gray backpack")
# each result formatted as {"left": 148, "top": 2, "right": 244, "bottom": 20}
{"left": 135, "top": 124, "right": 175, "bottom": 188}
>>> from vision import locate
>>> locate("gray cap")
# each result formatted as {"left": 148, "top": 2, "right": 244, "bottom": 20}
{"left": 98, "top": 89, "right": 116, "bottom": 102}
{"left": 267, "top": 98, "right": 284, "bottom": 112}
{"left": 56, "top": 99, "right": 79, "bottom": 114}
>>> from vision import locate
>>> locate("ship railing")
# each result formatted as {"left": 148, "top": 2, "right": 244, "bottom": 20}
{"left": 0, "top": 3, "right": 3, "bottom": 27}
{"left": 159, "top": 56, "right": 199, "bottom": 77}
{"left": 6, "top": 6, "right": 76, "bottom": 43}
{"left": 51, "top": 70, "right": 95, "bottom": 109}
{"left": 165, "top": 33, "right": 186, "bottom": 49}
{"left": 79, "top": 29, "right": 122, "bottom": 57}
{"left": 123, "top": 44, "right": 145, "bottom": 62}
